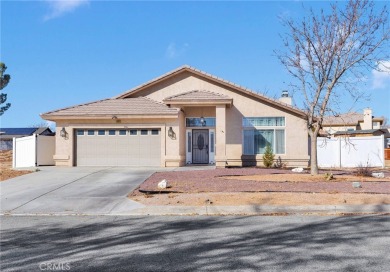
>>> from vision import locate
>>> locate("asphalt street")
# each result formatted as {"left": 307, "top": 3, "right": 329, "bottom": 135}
{"left": 1, "top": 215, "right": 389, "bottom": 271}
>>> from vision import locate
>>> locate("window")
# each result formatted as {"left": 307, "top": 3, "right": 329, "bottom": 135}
{"left": 98, "top": 130, "right": 105, "bottom": 136}
{"left": 108, "top": 130, "right": 115, "bottom": 136}
{"left": 186, "top": 118, "right": 216, "bottom": 127}
{"left": 243, "top": 117, "right": 285, "bottom": 127}
{"left": 151, "top": 129, "right": 159, "bottom": 135}
{"left": 119, "top": 130, "right": 126, "bottom": 136}
{"left": 243, "top": 117, "right": 285, "bottom": 154}
{"left": 77, "top": 130, "right": 84, "bottom": 136}
{"left": 140, "top": 130, "right": 148, "bottom": 135}
{"left": 87, "top": 130, "right": 95, "bottom": 136}
{"left": 129, "top": 129, "right": 137, "bottom": 135}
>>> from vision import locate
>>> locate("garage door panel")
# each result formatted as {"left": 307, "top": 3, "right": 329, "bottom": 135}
{"left": 76, "top": 129, "right": 161, "bottom": 166}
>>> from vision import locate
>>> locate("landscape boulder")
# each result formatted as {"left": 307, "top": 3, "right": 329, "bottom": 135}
{"left": 291, "top": 167, "right": 304, "bottom": 173}
{"left": 371, "top": 172, "right": 385, "bottom": 179}
{"left": 158, "top": 179, "right": 168, "bottom": 189}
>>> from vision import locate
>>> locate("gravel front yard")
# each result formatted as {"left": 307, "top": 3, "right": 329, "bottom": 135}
{"left": 129, "top": 168, "right": 390, "bottom": 206}
{"left": 132, "top": 168, "right": 390, "bottom": 195}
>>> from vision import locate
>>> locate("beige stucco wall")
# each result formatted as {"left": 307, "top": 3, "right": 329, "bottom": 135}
{"left": 127, "top": 72, "right": 309, "bottom": 167}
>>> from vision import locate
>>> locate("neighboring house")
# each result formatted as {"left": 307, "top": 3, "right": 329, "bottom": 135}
{"left": 322, "top": 108, "right": 384, "bottom": 136}
{"left": 0, "top": 127, "right": 54, "bottom": 150}
{"left": 41, "top": 65, "right": 309, "bottom": 168}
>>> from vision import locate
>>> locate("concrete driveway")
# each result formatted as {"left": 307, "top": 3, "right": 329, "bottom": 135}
{"left": 0, "top": 167, "right": 159, "bottom": 215}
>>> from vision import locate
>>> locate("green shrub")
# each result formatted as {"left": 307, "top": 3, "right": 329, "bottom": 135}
{"left": 263, "top": 144, "right": 275, "bottom": 168}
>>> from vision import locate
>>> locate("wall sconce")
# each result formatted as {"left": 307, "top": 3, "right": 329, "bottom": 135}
{"left": 60, "top": 127, "right": 68, "bottom": 138}
{"left": 168, "top": 127, "right": 176, "bottom": 139}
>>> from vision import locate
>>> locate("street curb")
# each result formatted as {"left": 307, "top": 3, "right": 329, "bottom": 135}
{"left": 2, "top": 204, "right": 390, "bottom": 216}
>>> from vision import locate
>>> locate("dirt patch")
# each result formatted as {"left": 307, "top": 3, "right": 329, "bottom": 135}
{"left": 0, "top": 150, "right": 32, "bottom": 181}
{"left": 130, "top": 192, "right": 390, "bottom": 206}
{"left": 223, "top": 173, "right": 390, "bottom": 183}
{"left": 129, "top": 168, "right": 390, "bottom": 206}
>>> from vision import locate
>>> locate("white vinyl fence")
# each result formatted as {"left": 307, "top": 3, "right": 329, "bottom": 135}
{"left": 12, "top": 134, "right": 55, "bottom": 168}
{"left": 317, "top": 135, "right": 385, "bottom": 168}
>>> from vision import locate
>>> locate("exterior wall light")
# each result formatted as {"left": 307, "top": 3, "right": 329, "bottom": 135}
{"left": 60, "top": 127, "right": 68, "bottom": 138}
{"left": 168, "top": 127, "right": 176, "bottom": 139}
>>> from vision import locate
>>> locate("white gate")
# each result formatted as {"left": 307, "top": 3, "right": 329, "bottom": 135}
{"left": 12, "top": 134, "right": 55, "bottom": 168}
{"left": 317, "top": 136, "right": 385, "bottom": 168}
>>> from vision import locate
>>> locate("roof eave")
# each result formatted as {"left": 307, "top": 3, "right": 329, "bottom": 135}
{"left": 41, "top": 113, "right": 179, "bottom": 121}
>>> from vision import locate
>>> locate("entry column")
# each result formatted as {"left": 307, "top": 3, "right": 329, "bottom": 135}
{"left": 215, "top": 105, "right": 226, "bottom": 168}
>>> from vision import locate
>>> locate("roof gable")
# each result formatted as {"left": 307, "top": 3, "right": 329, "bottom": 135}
{"left": 115, "top": 65, "right": 307, "bottom": 118}
{"left": 164, "top": 90, "right": 231, "bottom": 101}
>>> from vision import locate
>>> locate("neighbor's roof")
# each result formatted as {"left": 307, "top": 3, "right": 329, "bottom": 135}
{"left": 41, "top": 97, "right": 179, "bottom": 119}
{"left": 323, "top": 112, "right": 384, "bottom": 126}
{"left": 0, "top": 127, "right": 52, "bottom": 139}
{"left": 333, "top": 129, "right": 387, "bottom": 136}
{"left": 115, "top": 65, "right": 307, "bottom": 118}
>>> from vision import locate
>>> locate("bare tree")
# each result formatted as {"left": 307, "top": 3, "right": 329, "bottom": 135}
{"left": 277, "top": 0, "right": 389, "bottom": 174}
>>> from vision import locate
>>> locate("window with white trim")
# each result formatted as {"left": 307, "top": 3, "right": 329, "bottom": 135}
{"left": 243, "top": 117, "right": 285, "bottom": 155}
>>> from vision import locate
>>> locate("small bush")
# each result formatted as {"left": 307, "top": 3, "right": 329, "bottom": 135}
{"left": 273, "top": 156, "right": 287, "bottom": 168}
{"left": 324, "top": 172, "right": 334, "bottom": 181}
{"left": 354, "top": 162, "right": 372, "bottom": 177}
{"left": 263, "top": 144, "right": 275, "bottom": 168}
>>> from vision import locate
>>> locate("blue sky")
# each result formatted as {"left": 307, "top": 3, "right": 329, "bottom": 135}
{"left": 1, "top": 0, "right": 389, "bottom": 128}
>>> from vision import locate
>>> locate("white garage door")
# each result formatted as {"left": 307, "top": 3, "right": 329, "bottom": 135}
{"left": 76, "top": 129, "right": 161, "bottom": 166}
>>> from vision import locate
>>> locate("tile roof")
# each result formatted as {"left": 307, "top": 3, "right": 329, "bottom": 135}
{"left": 163, "top": 90, "right": 231, "bottom": 101}
{"left": 322, "top": 112, "right": 363, "bottom": 125}
{"left": 322, "top": 112, "right": 384, "bottom": 125}
{"left": 41, "top": 97, "right": 178, "bottom": 118}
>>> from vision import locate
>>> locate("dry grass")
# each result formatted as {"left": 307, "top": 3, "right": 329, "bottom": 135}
{"left": 0, "top": 150, "right": 32, "bottom": 181}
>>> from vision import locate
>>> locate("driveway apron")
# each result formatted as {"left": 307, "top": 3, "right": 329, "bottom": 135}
{"left": 0, "top": 167, "right": 158, "bottom": 215}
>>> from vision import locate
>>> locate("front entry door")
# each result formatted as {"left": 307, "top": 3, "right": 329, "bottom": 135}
{"left": 192, "top": 129, "right": 209, "bottom": 164}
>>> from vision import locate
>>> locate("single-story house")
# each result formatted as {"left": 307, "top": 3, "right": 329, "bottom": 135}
{"left": 0, "top": 127, "right": 54, "bottom": 150}
{"left": 322, "top": 108, "right": 384, "bottom": 135}
{"left": 41, "top": 65, "right": 309, "bottom": 168}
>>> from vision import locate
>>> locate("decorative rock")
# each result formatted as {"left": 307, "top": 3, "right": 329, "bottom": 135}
{"left": 158, "top": 179, "right": 168, "bottom": 189}
{"left": 291, "top": 167, "right": 304, "bottom": 173}
{"left": 372, "top": 172, "right": 385, "bottom": 179}
{"left": 352, "top": 182, "right": 362, "bottom": 188}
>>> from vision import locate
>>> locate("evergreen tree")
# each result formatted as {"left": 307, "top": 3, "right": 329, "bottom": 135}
{"left": 0, "top": 62, "right": 11, "bottom": 116}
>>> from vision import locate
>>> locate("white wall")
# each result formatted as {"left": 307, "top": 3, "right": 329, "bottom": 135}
{"left": 37, "top": 135, "right": 55, "bottom": 166}
{"left": 13, "top": 135, "right": 36, "bottom": 168}
{"left": 317, "top": 136, "right": 384, "bottom": 168}
{"left": 13, "top": 135, "right": 55, "bottom": 168}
